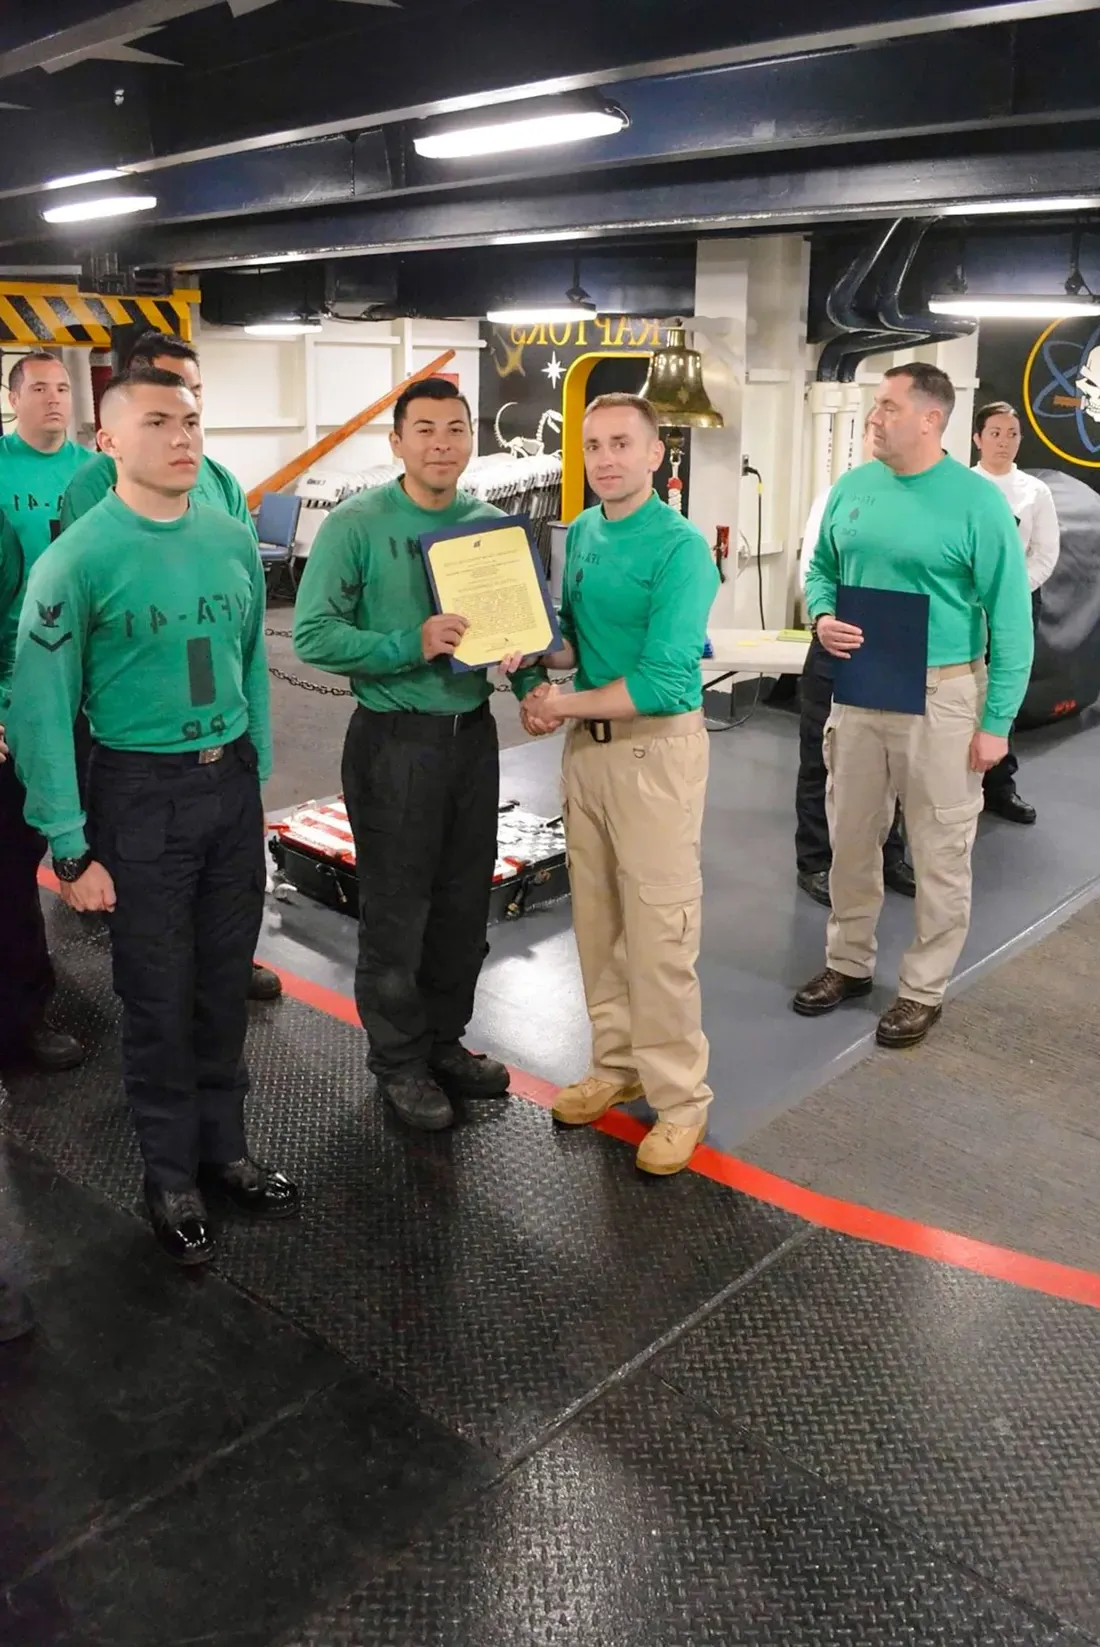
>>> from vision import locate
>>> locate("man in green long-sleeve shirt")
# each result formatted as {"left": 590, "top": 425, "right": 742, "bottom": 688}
{"left": 510, "top": 392, "right": 719, "bottom": 1178}
{"left": 793, "top": 362, "right": 1033, "bottom": 1047}
{"left": 0, "top": 352, "right": 87, "bottom": 1072}
{"left": 8, "top": 366, "right": 298, "bottom": 1265}
{"left": 59, "top": 330, "right": 283, "bottom": 1006}
{"left": 294, "top": 376, "right": 543, "bottom": 1133}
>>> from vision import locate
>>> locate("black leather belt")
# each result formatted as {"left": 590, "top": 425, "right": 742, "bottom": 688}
{"left": 357, "top": 700, "right": 490, "bottom": 741}
{"left": 93, "top": 733, "right": 249, "bottom": 769}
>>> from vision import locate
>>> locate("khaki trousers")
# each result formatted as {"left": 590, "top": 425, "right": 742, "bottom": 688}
{"left": 562, "top": 713, "right": 713, "bottom": 1126}
{"left": 824, "top": 663, "right": 987, "bottom": 1006}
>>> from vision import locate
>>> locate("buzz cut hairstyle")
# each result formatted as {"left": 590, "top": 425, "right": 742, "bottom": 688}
{"left": 393, "top": 376, "right": 472, "bottom": 433}
{"left": 8, "top": 349, "right": 66, "bottom": 394}
{"left": 584, "top": 392, "right": 660, "bottom": 438}
{"left": 974, "top": 399, "right": 1019, "bottom": 436}
{"left": 126, "top": 331, "right": 199, "bottom": 369}
{"left": 99, "top": 364, "right": 200, "bottom": 419}
{"left": 883, "top": 361, "right": 956, "bottom": 424}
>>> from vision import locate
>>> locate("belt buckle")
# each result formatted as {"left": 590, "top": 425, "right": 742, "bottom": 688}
{"left": 198, "top": 744, "right": 225, "bottom": 765}
{"left": 589, "top": 720, "right": 612, "bottom": 745}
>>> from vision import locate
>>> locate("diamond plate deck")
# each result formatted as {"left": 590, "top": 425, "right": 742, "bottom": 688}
{"left": 658, "top": 1233, "right": 1100, "bottom": 1640}
{"left": 2, "top": 903, "right": 801, "bottom": 1460}
{"left": 280, "top": 1371, "right": 1083, "bottom": 1647}
{"left": 0, "top": 1144, "right": 496, "bottom": 1647}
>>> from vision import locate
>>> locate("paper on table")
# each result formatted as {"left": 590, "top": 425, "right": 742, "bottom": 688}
{"left": 424, "top": 522, "right": 556, "bottom": 670}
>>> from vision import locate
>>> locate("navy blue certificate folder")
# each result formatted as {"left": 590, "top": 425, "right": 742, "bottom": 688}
{"left": 832, "top": 584, "right": 930, "bottom": 714}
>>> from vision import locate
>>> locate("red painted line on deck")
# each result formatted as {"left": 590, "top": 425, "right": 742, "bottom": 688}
{"left": 38, "top": 867, "right": 1100, "bottom": 1311}
{"left": 268, "top": 960, "right": 1100, "bottom": 1311}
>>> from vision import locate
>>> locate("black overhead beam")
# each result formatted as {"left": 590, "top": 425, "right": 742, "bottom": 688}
{"left": 103, "top": 142, "right": 1100, "bottom": 269}
{"left": 6, "top": 20, "right": 1100, "bottom": 256}
{"left": 1, "top": 0, "right": 1099, "bottom": 190}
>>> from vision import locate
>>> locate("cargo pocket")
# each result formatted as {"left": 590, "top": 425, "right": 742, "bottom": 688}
{"left": 638, "top": 877, "right": 703, "bottom": 944}
{"left": 932, "top": 794, "right": 983, "bottom": 857}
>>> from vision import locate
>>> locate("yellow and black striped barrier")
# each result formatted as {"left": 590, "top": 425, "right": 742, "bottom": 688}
{"left": 0, "top": 283, "right": 198, "bottom": 347}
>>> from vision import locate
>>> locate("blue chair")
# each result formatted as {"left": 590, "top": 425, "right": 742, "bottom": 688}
{"left": 255, "top": 492, "right": 302, "bottom": 597}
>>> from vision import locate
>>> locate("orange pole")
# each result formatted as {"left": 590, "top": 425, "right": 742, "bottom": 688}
{"left": 244, "top": 347, "right": 457, "bottom": 510}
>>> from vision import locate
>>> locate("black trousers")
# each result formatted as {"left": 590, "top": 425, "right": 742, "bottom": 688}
{"left": 89, "top": 737, "right": 265, "bottom": 1192}
{"left": 983, "top": 588, "right": 1042, "bottom": 797}
{"left": 796, "top": 635, "right": 906, "bottom": 876}
{"left": 341, "top": 701, "right": 499, "bottom": 1079}
{"left": 0, "top": 758, "right": 54, "bottom": 1063}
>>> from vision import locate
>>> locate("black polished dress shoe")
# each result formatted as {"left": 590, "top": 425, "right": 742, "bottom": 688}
{"left": 378, "top": 1073, "right": 454, "bottom": 1132}
{"left": 797, "top": 870, "right": 832, "bottom": 908}
{"left": 0, "top": 1276, "right": 34, "bottom": 1342}
{"left": 25, "top": 1020, "right": 85, "bottom": 1073}
{"left": 429, "top": 1044, "right": 510, "bottom": 1099}
{"left": 883, "top": 859, "right": 917, "bottom": 898}
{"left": 197, "top": 1158, "right": 300, "bottom": 1221}
{"left": 984, "top": 787, "right": 1037, "bottom": 825}
{"left": 248, "top": 961, "right": 283, "bottom": 1001}
{"left": 792, "top": 967, "right": 874, "bottom": 1017}
{"left": 876, "top": 996, "right": 943, "bottom": 1048}
{"left": 144, "top": 1182, "right": 216, "bottom": 1266}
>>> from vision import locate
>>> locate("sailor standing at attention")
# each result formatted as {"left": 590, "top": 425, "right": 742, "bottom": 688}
{"left": 8, "top": 367, "right": 298, "bottom": 1265}
{"left": 0, "top": 351, "right": 88, "bottom": 1073}
{"left": 60, "top": 329, "right": 283, "bottom": 1004}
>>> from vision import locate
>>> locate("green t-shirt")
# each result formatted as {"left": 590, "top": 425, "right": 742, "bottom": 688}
{"left": 0, "top": 509, "right": 24, "bottom": 712}
{"left": 293, "top": 478, "right": 544, "bottom": 712}
{"left": 804, "top": 455, "right": 1034, "bottom": 736}
{"left": 559, "top": 492, "right": 718, "bottom": 716}
{"left": 60, "top": 450, "right": 255, "bottom": 538}
{"left": 0, "top": 432, "right": 86, "bottom": 575}
{"left": 8, "top": 490, "right": 271, "bottom": 858}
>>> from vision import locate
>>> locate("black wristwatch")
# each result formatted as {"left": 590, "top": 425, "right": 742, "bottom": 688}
{"left": 53, "top": 850, "right": 93, "bottom": 883}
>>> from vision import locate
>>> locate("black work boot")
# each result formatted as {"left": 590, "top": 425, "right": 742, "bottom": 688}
{"left": 24, "top": 1017, "right": 85, "bottom": 1072}
{"left": 197, "top": 1158, "right": 299, "bottom": 1220}
{"left": 144, "top": 1182, "right": 216, "bottom": 1267}
{"left": 883, "top": 859, "right": 917, "bottom": 898}
{"left": 984, "top": 786, "right": 1036, "bottom": 825}
{"left": 429, "top": 1044, "right": 510, "bottom": 1100}
{"left": 796, "top": 870, "right": 831, "bottom": 908}
{"left": 379, "top": 1073, "right": 454, "bottom": 1132}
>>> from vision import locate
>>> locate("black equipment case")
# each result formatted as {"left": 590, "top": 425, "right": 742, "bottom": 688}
{"left": 269, "top": 797, "right": 569, "bottom": 923}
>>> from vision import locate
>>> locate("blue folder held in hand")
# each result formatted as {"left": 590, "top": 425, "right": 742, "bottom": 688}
{"left": 832, "top": 585, "right": 930, "bottom": 714}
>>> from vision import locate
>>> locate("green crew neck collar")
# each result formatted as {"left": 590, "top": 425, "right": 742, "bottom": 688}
{"left": 600, "top": 490, "right": 662, "bottom": 529}
{"left": 6, "top": 431, "right": 73, "bottom": 461}
{"left": 102, "top": 486, "right": 194, "bottom": 533}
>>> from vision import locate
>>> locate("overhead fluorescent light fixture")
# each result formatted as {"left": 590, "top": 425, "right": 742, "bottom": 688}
{"left": 490, "top": 229, "right": 597, "bottom": 246}
{"left": 41, "top": 193, "right": 156, "bottom": 224}
{"left": 486, "top": 300, "right": 597, "bottom": 324}
{"left": 929, "top": 293, "right": 1100, "bottom": 318}
{"left": 941, "top": 197, "right": 1100, "bottom": 217}
{"left": 414, "top": 93, "right": 628, "bottom": 160}
{"left": 43, "top": 167, "right": 125, "bottom": 191}
{"left": 243, "top": 320, "right": 324, "bottom": 337}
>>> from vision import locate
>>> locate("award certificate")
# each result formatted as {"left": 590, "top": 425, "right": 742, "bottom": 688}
{"left": 420, "top": 514, "right": 562, "bottom": 672}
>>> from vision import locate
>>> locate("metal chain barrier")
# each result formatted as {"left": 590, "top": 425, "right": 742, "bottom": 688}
{"left": 265, "top": 626, "right": 574, "bottom": 697}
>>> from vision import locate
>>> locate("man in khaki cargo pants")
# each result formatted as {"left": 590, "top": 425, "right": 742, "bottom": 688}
{"left": 512, "top": 393, "right": 719, "bottom": 1177}
{"left": 794, "top": 363, "right": 1033, "bottom": 1048}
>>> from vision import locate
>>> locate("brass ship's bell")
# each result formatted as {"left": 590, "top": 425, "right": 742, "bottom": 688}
{"left": 640, "top": 326, "right": 724, "bottom": 428}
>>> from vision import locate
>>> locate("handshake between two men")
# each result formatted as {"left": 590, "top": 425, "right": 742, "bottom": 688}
{"left": 422, "top": 609, "right": 577, "bottom": 738}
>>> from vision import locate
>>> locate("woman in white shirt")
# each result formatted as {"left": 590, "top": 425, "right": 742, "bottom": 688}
{"left": 972, "top": 401, "right": 1061, "bottom": 824}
